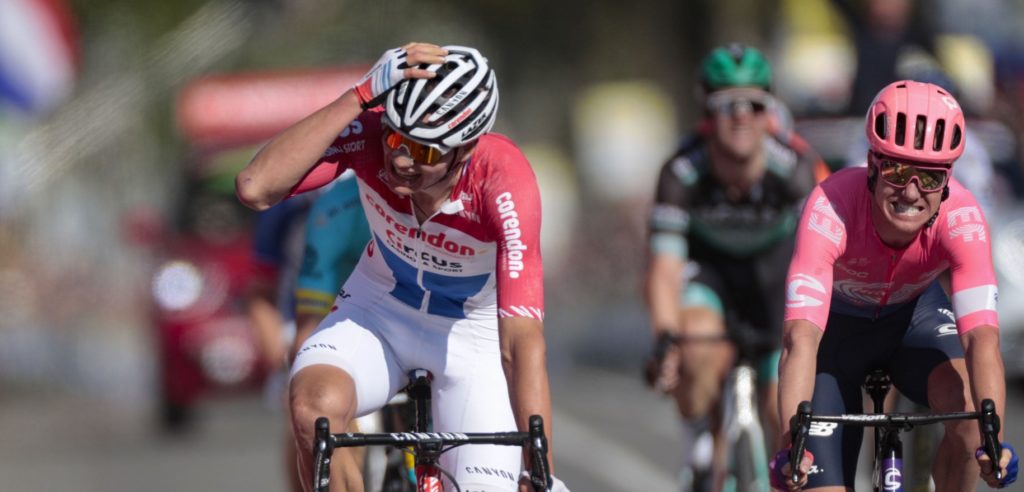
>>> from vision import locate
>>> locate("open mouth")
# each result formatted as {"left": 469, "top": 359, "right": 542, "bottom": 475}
{"left": 389, "top": 164, "right": 419, "bottom": 185}
{"left": 890, "top": 201, "right": 925, "bottom": 217}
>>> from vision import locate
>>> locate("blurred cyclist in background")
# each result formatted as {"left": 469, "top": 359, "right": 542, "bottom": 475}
{"left": 246, "top": 170, "right": 370, "bottom": 492}
{"left": 643, "top": 43, "right": 826, "bottom": 491}
{"left": 236, "top": 42, "right": 566, "bottom": 492}
{"left": 772, "top": 80, "right": 1017, "bottom": 490}
{"left": 245, "top": 189, "right": 316, "bottom": 491}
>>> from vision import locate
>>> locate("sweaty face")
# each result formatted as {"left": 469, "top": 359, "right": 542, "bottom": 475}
{"left": 869, "top": 162, "right": 945, "bottom": 247}
{"left": 706, "top": 87, "right": 770, "bottom": 160}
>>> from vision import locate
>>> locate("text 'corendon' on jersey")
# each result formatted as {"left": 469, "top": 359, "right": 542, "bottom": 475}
{"left": 495, "top": 192, "right": 526, "bottom": 279}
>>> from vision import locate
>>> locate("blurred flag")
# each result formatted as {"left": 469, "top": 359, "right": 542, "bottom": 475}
{"left": 0, "top": 0, "right": 79, "bottom": 117}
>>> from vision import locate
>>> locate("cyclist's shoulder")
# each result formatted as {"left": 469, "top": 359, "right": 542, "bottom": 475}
{"left": 469, "top": 133, "right": 539, "bottom": 192}
{"left": 474, "top": 133, "right": 530, "bottom": 168}
{"left": 657, "top": 133, "right": 710, "bottom": 184}
{"left": 937, "top": 179, "right": 987, "bottom": 222}
{"left": 323, "top": 110, "right": 384, "bottom": 163}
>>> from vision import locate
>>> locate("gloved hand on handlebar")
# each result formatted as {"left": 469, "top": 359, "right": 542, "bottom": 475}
{"left": 643, "top": 331, "right": 680, "bottom": 393}
{"left": 769, "top": 447, "right": 814, "bottom": 491}
{"left": 977, "top": 442, "right": 1018, "bottom": 489}
{"left": 352, "top": 43, "right": 447, "bottom": 109}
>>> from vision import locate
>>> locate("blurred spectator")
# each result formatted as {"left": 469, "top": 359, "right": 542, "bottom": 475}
{"left": 831, "top": 0, "right": 937, "bottom": 115}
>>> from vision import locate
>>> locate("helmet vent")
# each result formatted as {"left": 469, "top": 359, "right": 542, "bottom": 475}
{"left": 874, "top": 113, "right": 887, "bottom": 139}
{"left": 933, "top": 119, "right": 946, "bottom": 151}
{"left": 951, "top": 124, "right": 962, "bottom": 150}
{"left": 914, "top": 115, "right": 927, "bottom": 150}
{"left": 895, "top": 112, "right": 907, "bottom": 146}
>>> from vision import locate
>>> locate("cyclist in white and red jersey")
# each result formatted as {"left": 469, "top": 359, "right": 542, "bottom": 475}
{"left": 771, "top": 80, "right": 1018, "bottom": 491}
{"left": 235, "top": 43, "right": 566, "bottom": 492}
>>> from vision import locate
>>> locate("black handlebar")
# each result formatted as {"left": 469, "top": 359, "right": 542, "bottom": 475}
{"left": 312, "top": 414, "right": 553, "bottom": 492}
{"left": 789, "top": 401, "right": 813, "bottom": 484}
{"left": 528, "top": 415, "right": 553, "bottom": 491}
{"left": 980, "top": 399, "right": 1004, "bottom": 481}
{"left": 788, "top": 398, "right": 1004, "bottom": 485}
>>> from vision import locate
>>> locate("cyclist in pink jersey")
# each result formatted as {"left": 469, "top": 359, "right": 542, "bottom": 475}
{"left": 236, "top": 43, "right": 566, "bottom": 492}
{"left": 770, "top": 80, "right": 1017, "bottom": 491}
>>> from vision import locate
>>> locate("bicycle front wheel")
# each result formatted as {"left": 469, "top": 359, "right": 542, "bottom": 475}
{"left": 724, "top": 430, "right": 770, "bottom": 492}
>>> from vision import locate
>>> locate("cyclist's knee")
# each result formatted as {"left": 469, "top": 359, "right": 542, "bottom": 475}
{"left": 289, "top": 365, "right": 358, "bottom": 443}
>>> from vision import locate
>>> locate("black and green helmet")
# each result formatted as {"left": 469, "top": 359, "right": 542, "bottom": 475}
{"left": 700, "top": 43, "right": 772, "bottom": 92}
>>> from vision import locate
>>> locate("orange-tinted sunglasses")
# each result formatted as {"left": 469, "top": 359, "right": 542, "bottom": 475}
{"left": 871, "top": 153, "right": 950, "bottom": 192}
{"left": 383, "top": 127, "right": 445, "bottom": 164}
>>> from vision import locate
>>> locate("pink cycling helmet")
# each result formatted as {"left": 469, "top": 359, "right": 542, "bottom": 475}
{"left": 865, "top": 80, "right": 965, "bottom": 166}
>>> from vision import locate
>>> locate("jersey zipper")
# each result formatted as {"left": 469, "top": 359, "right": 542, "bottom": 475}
{"left": 411, "top": 198, "right": 441, "bottom": 313}
{"left": 874, "top": 251, "right": 901, "bottom": 319}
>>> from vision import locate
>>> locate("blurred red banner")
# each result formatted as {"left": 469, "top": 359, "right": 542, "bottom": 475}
{"left": 176, "top": 66, "right": 368, "bottom": 152}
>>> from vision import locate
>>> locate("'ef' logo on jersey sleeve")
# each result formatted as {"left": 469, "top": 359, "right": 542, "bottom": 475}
{"left": 807, "top": 196, "right": 843, "bottom": 246}
{"left": 947, "top": 206, "right": 986, "bottom": 243}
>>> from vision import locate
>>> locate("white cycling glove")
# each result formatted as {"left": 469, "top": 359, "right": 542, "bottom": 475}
{"left": 353, "top": 47, "right": 409, "bottom": 109}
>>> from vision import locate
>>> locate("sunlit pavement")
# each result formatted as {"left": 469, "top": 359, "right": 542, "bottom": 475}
{"left": 1, "top": 368, "right": 1021, "bottom": 491}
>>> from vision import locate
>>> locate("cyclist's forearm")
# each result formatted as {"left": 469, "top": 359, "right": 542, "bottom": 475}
{"left": 236, "top": 91, "right": 362, "bottom": 210}
{"left": 644, "top": 254, "right": 684, "bottom": 335}
{"left": 776, "top": 320, "right": 821, "bottom": 446}
{"left": 499, "top": 318, "right": 555, "bottom": 468}
{"left": 962, "top": 325, "right": 1007, "bottom": 440}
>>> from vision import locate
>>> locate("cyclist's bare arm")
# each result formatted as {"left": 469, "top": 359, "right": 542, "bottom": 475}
{"left": 245, "top": 279, "right": 288, "bottom": 369}
{"left": 776, "top": 319, "right": 821, "bottom": 445}
{"left": 962, "top": 325, "right": 1007, "bottom": 437}
{"left": 236, "top": 91, "right": 364, "bottom": 211}
{"left": 499, "top": 316, "right": 555, "bottom": 472}
{"left": 644, "top": 253, "right": 684, "bottom": 337}
{"left": 235, "top": 43, "right": 447, "bottom": 210}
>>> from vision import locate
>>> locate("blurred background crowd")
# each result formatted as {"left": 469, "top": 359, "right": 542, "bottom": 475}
{"left": 3, "top": 0, "right": 1024, "bottom": 489}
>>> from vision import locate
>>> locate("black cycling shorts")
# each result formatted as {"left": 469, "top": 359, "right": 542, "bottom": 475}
{"left": 803, "top": 281, "right": 964, "bottom": 489}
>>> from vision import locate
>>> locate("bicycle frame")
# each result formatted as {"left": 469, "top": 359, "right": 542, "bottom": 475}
{"left": 312, "top": 369, "right": 553, "bottom": 492}
{"left": 789, "top": 370, "right": 1004, "bottom": 491}
{"left": 719, "top": 364, "right": 770, "bottom": 492}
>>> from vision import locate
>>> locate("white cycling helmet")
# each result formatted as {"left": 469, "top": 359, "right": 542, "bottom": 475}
{"left": 384, "top": 46, "right": 498, "bottom": 153}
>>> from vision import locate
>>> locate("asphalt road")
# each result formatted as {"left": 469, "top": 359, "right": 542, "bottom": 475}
{"left": 1, "top": 367, "right": 1021, "bottom": 491}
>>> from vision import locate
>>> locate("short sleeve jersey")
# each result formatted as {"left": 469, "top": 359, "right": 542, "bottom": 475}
{"left": 648, "top": 132, "right": 820, "bottom": 260}
{"left": 784, "top": 167, "right": 999, "bottom": 334}
{"left": 295, "top": 172, "right": 371, "bottom": 317}
{"left": 288, "top": 110, "right": 544, "bottom": 321}
{"left": 250, "top": 193, "right": 315, "bottom": 322}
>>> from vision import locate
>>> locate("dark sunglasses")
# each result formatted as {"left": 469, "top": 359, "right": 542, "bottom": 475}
{"left": 872, "top": 154, "right": 950, "bottom": 192}
{"left": 705, "top": 93, "right": 768, "bottom": 116}
{"left": 383, "top": 127, "right": 446, "bottom": 164}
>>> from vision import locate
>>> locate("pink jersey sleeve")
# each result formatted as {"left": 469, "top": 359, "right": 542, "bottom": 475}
{"left": 480, "top": 137, "right": 545, "bottom": 320}
{"left": 937, "top": 186, "right": 999, "bottom": 334}
{"left": 784, "top": 185, "right": 847, "bottom": 331}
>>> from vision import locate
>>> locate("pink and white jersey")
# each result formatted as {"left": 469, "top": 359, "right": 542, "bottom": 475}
{"left": 784, "top": 167, "right": 998, "bottom": 335}
{"left": 288, "top": 111, "right": 543, "bottom": 321}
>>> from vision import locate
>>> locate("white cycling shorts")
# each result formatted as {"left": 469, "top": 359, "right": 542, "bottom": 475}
{"left": 290, "top": 270, "right": 521, "bottom": 491}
